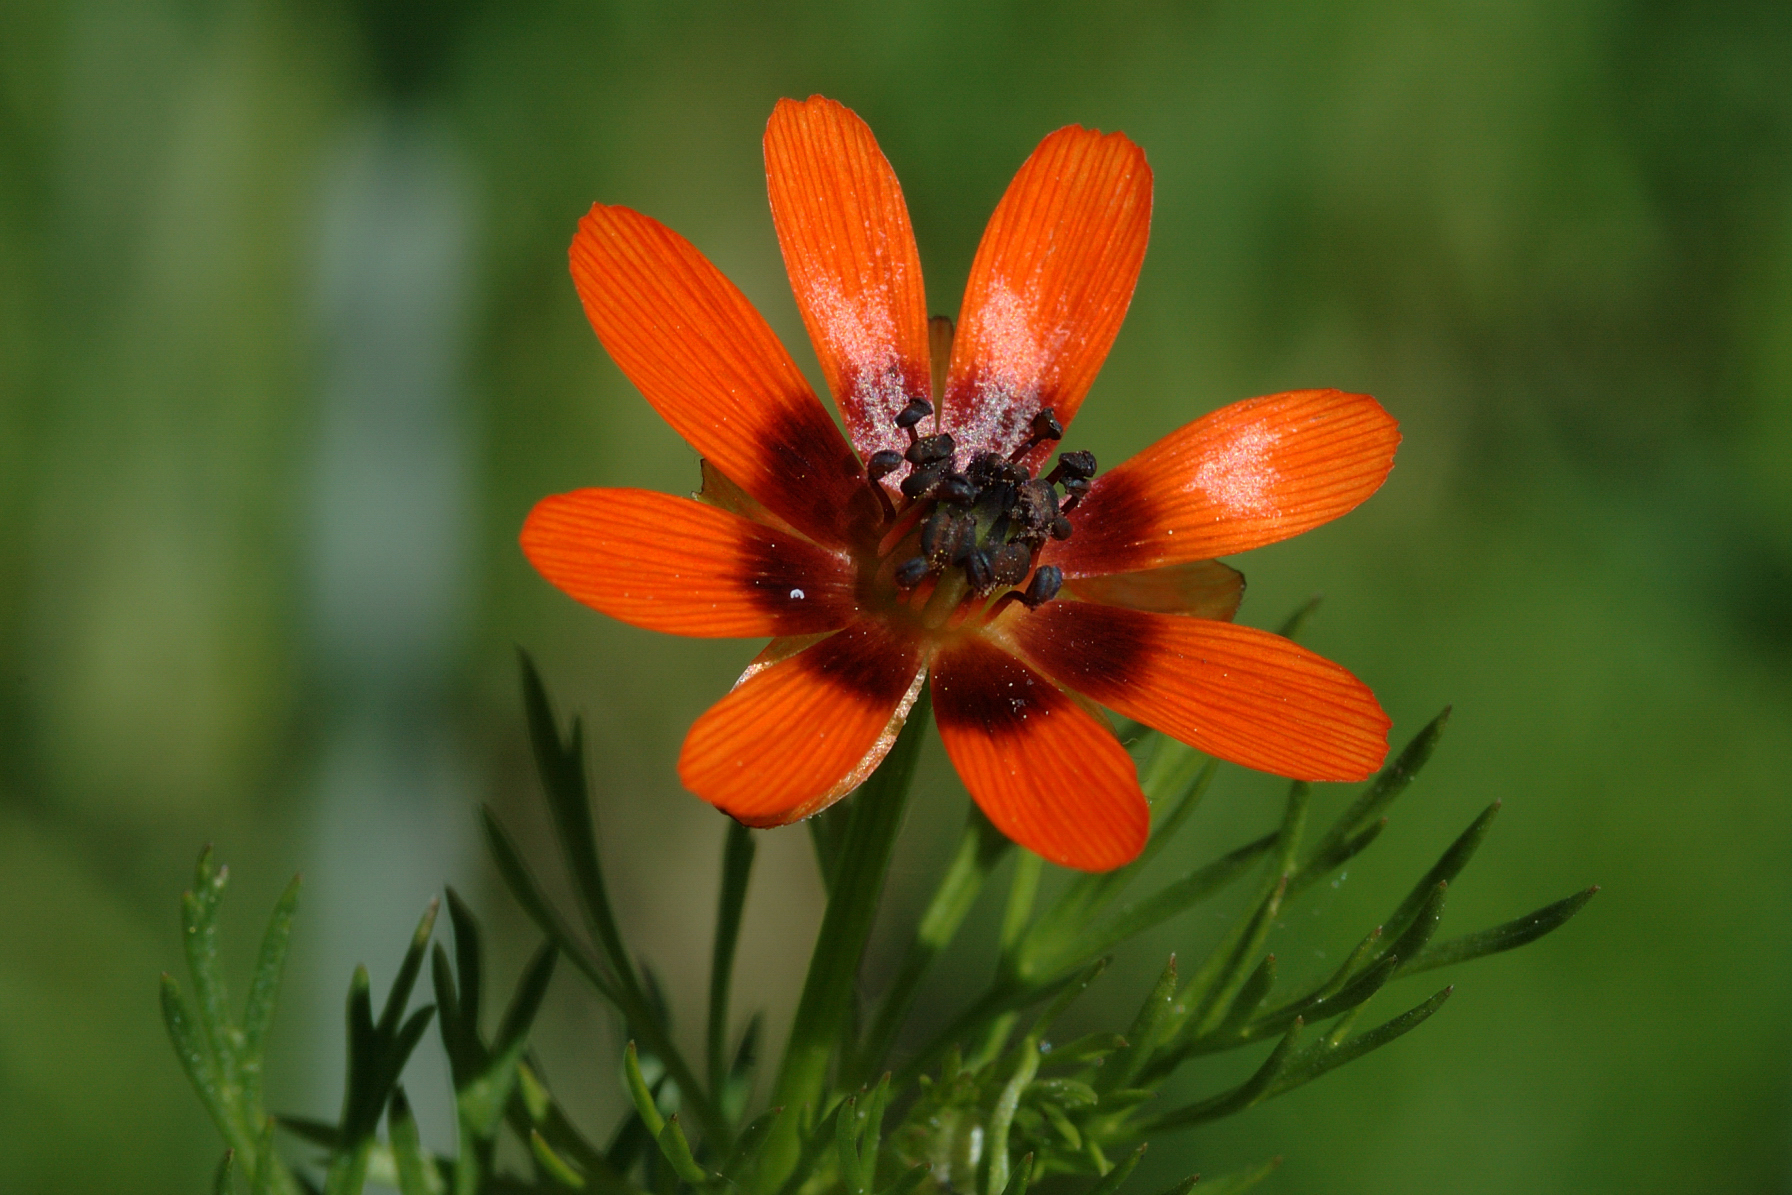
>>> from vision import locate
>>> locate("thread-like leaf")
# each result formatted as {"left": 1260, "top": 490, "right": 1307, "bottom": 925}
{"left": 1145, "top": 1020, "right": 1304, "bottom": 1132}
{"left": 1107, "top": 956, "right": 1177, "bottom": 1089}
{"left": 1196, "top": 1158, "right": 1282, "bottom": 1195}
{"left": 445, "top": 889, "right": 484, "bottom": 1041}
{"left": 1062, "top": 833, "right": 1275, "bottom": 977}
{"left": 214, "top": 1149, "right": 235, "bottom": 1195}
{"left": 710, "top": 820, "right": 757, "bottom": 1094}
{"left": 532, "top": 1129, "right": 588, "bottom": 1189}
{"left": 379, "top": 900, "right": 440, "bottom": 1039}
{"left": 1402, "top": 887, "right": 1599, "bottom": 975}
{"left": 388, "top": 1088, "right": 439, "bottom": 1195}
{"left": 520, "top": 651, "right": 634, "bottom": 990}
{"left": 624, "top": 1042, "right": 668, "bottom": 1137}
{"left": 163, "top": 974, "right": 231, "bottom": 1140}
{"left": 656, "top": 1115, "right": 713, "bottom": 1185}
{"left": 877, "top": 1163, "right": 933, "bottom": 1195}
{"left": 1306, "top": 708, "right": 1451, "bottom": 871}
{"left": 1088, "top": 1143, "right": 1146, "bottom": 1195}
{"left": 722, "top": 1107, "right": 783, "bottom": 1180}
{"left": 241, "top": 874, "right": 302, "bottom": 1113}
{"left": 1270, "top": 988, "right": 1453, "bottom": 1096}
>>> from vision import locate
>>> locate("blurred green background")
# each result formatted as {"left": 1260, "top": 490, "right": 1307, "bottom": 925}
{"left": 4, "top": 0, "right": 1792, "bottom": 1191}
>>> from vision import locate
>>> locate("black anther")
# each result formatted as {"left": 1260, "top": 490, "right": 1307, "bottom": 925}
{"left": 1021, "top": 565, "right": 1063, "bottom": 608}
{"left": 866, "top": 449, "right": 903, "bottom": 479}
{"left": 1029, "top": 409, "right": 1064, "bottom": 442}
{"left": 963, "top": 548, "right": 994, "bottom": 590}
{"left": 938, "top": 474, "right": 976, "bottom": 506}
{"left": 990, "top": 543, "right": 1032, "bottom": 587}
{"left": 900, "top": 461, "right": 946, "bottom": 500}
{"left": 894, "top": 398, "right": 934, "bottom": 430}
{"left": 1050, "top": 514, "right": 1073, "bottom": 540}
{"left": 1055, "top": 450, "right": 1097, "bottom": 481}
{"left": 920, "top": 508, "right": 960, "bottom": 562}
{"left": 1010, "top": 479, "right": 1060, "bottom": 534}
{"left": 894, "top": 556, "right": 931, "bottom": 587}
{"left": 905, "top": 433, "right": 955, "bottom": 466}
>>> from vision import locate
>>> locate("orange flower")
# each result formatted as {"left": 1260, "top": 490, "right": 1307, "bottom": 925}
{"left": 523, "top": 97, "right": 1398, "bottom": 871}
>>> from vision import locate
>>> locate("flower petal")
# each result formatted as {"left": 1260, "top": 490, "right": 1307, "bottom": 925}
{"left": 679, "top": 621, "right": 925, "bottom": 826}
{"left": 570, "top": 204, "right": 872, "bottom": 546}
{"left": 1047, "top": 390, "right": 1400, "bottom": 576}
{"left": 1010, "top": 602, "right": 1390, "bottom": 781}
{"left": 765, "top": 96, "right": 931, "bottom": 462}
{"left": 940, "top": 126, "right": 1152, "bottom": 466}
{"left": 931, "top": 636, "right": 1147, "bottom": 871}
{"left": 521, "top": 488, "right": 859, "bottom": 637}
{"left": 1065, "top": 559, "right": 1244, "bottom": 620}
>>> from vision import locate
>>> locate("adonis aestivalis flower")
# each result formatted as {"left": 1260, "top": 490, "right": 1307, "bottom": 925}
{"left": 523, "top": 96, "right": 1398, "bottom": 871}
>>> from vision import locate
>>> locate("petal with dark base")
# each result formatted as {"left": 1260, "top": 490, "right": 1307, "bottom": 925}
{"left": 522, "top": 489, "right": 859, "bottom": 638}
{"left": 765, "top": 96, "right": 932, "bottom": 463}
{"left": 1011, "top": 602, "right": 1391, "bottom": 781}
{"left": 941, "top": 126, "right": 1152, "bottom": 467}
{"left": 1048, "top": 390, "right": 1400, "bottom": 576}
{"left": 570, "top": 204, "right": 870, "bottom": 547}
{"left": 1065, "top": 559, "right": 1244, "bottom": 620}
{"left": 931, "top": 637, "right": 1147, "bottom": 871}
{"left": 680, "top": 621, "right": 925, "bottom": 826}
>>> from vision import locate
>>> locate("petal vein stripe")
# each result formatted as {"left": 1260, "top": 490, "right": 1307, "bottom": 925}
{"left": 932, "top": 636, "right": 1147, "bottom": 871}
{"left": 766, "top": 96, "right": 931, "bottom": 463}
{"left": 1047, "top": 389, "right": 1400, "bottom": 575}
{"left": 521, "top": 488, "right": 860, "bottom": 637}
{"left": 1012, "top": 602, "right": 1391, "bottom": 781}
{"left": 942, "top": 125, "right": 1152, "bottom": 467}
{"left": 570, "top": 204, "right": 870, "bottom": 546}
{"left": 680, "top": 621, "right": 924, "bottom": 826}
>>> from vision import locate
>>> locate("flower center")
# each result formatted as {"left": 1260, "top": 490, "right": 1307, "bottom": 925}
{"left": 864, "top": 398, "right": 1097, "bottom": 629}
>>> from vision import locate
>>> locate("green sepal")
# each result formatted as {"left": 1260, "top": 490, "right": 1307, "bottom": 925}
{"left": 1276, "top": 594, "right": 1323, "bottom": 639}
{"left": 1402, "top": 887, "right": 1599, "bottom": 975}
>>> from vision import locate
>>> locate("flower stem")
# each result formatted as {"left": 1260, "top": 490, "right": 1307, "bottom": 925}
{"left": 757, "top": 686, "right": 933, "bottom": 1194}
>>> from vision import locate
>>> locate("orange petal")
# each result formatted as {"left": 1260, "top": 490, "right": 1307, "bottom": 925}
{"left": 680, "top": 621, "right": 925, "bottom": 825}
{"left": 1065, "top": 559, "right": 1244, "bottom": 620}
{"left": 1047, "top": 390, "right": 1400, "bottom": 576}
{"left": 765, "top": 97, "right": 932, "bottom": 462}
{"left": 521, "top": 488, "right": 860, "bottom": 637}
{"left": 931, "top": 636, "right": 1147, "bottom": 871}
{"left": 940, "top": 126, "right": 1152, "bottom": 467}
{"left": 570, "top": 204, "right": 872, "bottom": 547}
{"left": 1011, "top": 602, "right": 1390, "bottom": 781}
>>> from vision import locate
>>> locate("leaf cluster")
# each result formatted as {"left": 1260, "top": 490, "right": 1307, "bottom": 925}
{"left": 166, "top": 631, "right": 1595, "bottom": 1195}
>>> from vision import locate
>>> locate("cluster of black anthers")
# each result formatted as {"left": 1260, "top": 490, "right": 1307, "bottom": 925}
{"left": 866, "top": 398, "right": 1096, "bottom": 613}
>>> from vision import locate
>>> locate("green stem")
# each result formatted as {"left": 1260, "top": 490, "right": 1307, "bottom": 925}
{"left": 756, "top": 687, "right": 932, "bottom": 1194}
{"left": 850, "top": 805, "right": 1010, "bottom": 1087}
{"left": 709, "top": 820, "right": 757, "bottom": 1102}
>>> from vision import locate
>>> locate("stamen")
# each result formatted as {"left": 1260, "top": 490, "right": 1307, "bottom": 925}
{"left": 866, "top": 449, "right": 903, "bottom": 480}
{"left": 906, "top": 433, "right": 955, "bottom": 466}
{"left": 1021, "top": 565, "right": 1063, "bottom": 608}
{"left": 989, "top": 543, "right": 1032, "bottom": 586}
{"left": 895, "top": 398, "right": 933, "bottom": 444}
{"left": 900, "top": 461, "right": 946, "bottom": 501}
{"left": 963, "top": 548, "right": 994, "bottom": 591}
{"left": 893, "top": 556, "right": 930, "bottom": 588}
{"left": 1008, "top": 407, "right": 1064, "bottom": 462}
{"left": 1050, "top": 514, "right": 1073, "bottom": 540}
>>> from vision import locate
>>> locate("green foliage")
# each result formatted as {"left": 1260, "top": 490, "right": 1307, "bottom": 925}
{"left": 165, "top": 646, "right": 1594, "bottom": 1193}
